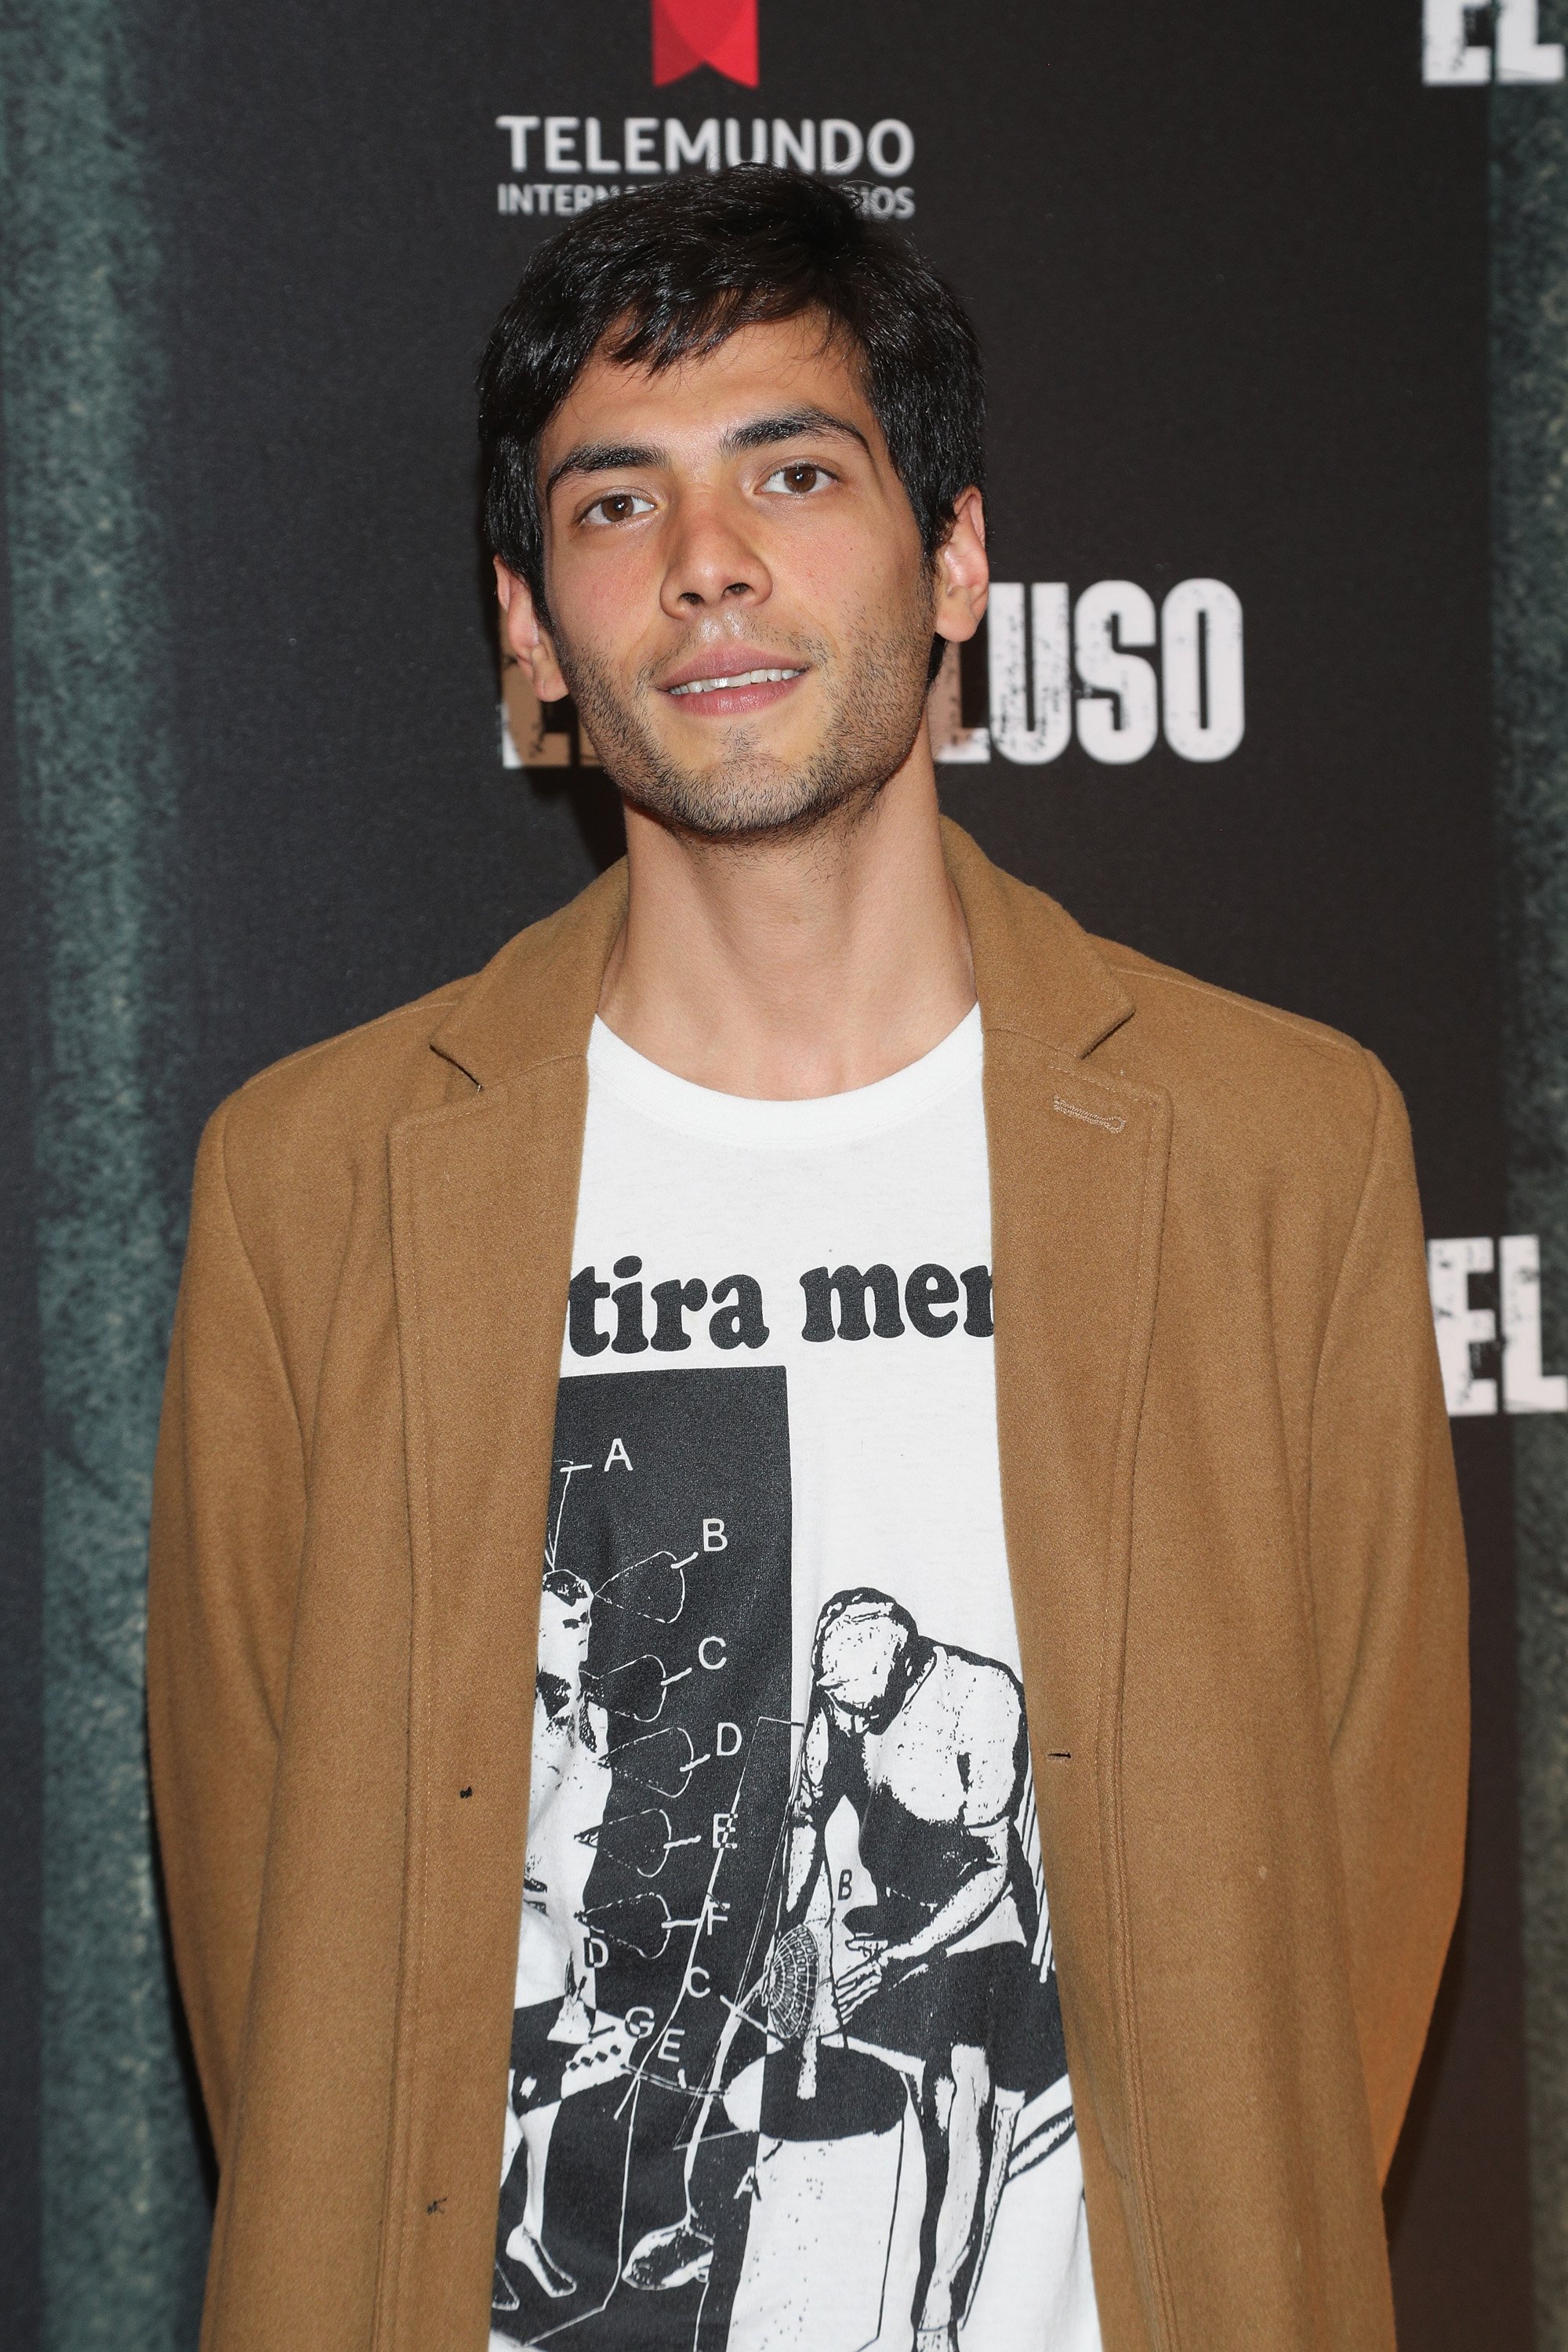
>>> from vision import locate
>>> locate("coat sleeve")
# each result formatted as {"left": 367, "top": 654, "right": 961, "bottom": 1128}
{"left": 147, "top": 1095, "right": 306, "bottom": 2162}
{"left": 1308, "top": 1051, "right": 1470, "bottom": 2183}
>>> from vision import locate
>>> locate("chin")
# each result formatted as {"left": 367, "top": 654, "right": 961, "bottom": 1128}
{"left": 627, "top": 764, "right": 883, "bottom": 844}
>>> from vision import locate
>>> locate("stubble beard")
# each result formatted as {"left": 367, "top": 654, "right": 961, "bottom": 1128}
{"left": 554, "top": 586, "right": 938, "bottom": 847}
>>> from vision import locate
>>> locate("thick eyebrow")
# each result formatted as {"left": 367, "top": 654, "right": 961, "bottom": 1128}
{"left": 543, "top": 407, "right": 871, "bottom": 503}
{"left": 544, "top": 441, "right": 664, "bottom": 500}
{"left": 717, "top": 406, "right": 872, "bottom": 460}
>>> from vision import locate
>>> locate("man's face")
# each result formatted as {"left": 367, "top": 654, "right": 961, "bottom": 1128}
{"left": 817, "top": 1607, "right": 908, "bottom": 1731}
{"left": 503, "top": 314, "right": 981, "bottom": 842}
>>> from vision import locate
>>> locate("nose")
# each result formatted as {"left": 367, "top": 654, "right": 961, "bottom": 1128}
{"left": 659, "top": 487, "right": 772, "bottom": 618}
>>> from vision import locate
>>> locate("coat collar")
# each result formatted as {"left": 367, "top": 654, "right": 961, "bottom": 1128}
{"left": 426, "top": 858, "right": 628, "bottom": 1091}
{"left": 942, "top": 818, "right": 1135, "bottom": 1060}
{"left": 426, "top": 817, "right": 1135, "bottom": 1091}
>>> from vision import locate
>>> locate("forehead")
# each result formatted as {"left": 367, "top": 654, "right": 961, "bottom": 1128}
{"left": 539, "top": 313, "right": 884, "bottom": 470}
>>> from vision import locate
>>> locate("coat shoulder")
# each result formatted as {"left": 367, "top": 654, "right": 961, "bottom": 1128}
{"left": 949, "top": 830, "right": 1386, "bottom": 1160}
{"left": 216, "top": 976, "right": 477, "bottom": 1183}
{"left": 209, "top": 862, "right": 626, "bottom": 1190}
{"left": 1089, "top": 935, "right": 1389, "bottom": 1171}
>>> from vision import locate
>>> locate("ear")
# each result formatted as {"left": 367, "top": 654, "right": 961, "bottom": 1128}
{"left": 931, "top": 488, "right": 989, "bottom": 644}
{"left": 495, "top": 559, "right": 570, "bottom": 702}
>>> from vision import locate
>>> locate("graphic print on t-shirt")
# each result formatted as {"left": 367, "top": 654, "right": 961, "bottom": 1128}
{"left": 495, "top": 1008, "right": 1095, "bottom": 2352}
{"left": 494, "top": 1367, "right": 795, "bottom": 2349}
{"left": 493, "top": 1367, "right": 1076, "bottom": 2352}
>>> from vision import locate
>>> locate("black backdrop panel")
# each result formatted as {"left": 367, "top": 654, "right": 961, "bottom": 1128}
{"left": 165, "top": 1, "right": 1501, "bottom": 1186}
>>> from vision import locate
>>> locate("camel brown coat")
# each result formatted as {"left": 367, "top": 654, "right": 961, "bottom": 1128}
{"left": 147, "top": 821, "right": 1468, "bottom": 2352}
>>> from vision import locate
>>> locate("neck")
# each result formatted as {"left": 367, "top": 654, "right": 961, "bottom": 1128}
{"left": 597, "top": 731, "right": 975, "bottom": 1099}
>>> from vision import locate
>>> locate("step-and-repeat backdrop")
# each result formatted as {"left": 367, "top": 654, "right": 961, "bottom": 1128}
{"left": 1, "top": 2, "right": 1563, "bottom": 2345}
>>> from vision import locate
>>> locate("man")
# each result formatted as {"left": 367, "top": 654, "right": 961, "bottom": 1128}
{"left": 147, "top": 167, "right": 1468, "bottom": 2352}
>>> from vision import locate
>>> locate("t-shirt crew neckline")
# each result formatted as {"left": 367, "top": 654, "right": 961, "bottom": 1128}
{"left": 585, "top": 1004, "right": 983, "bottom": 1150}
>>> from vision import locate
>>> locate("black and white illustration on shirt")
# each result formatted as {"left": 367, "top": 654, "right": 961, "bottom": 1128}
{"left": 492, "top": 1367, "right": 1075, "bottom": 2352}
{"left": 493, "top": 1366, "right": 796, "bottom": 2351}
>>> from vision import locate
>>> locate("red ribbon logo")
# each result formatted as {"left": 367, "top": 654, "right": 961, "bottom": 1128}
{"left": 652, "top": 0, "right": 760, "bottom": 86}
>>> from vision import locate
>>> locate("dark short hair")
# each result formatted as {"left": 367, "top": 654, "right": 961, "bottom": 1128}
{"left": 477, "top": 167, "right": 985, "bottom": 615}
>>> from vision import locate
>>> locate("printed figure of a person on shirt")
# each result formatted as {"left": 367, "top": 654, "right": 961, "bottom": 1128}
{"left": 779, "top": 1589, "right": 1055, "bottom": 2350}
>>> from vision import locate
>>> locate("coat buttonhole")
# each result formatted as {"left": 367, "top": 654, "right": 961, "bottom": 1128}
{"left": 1052, "top": 1095, "right": 1127, "bottom": 1135}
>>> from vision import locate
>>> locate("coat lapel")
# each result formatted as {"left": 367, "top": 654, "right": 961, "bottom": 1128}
{"left": 946, "top": 823, "right": 1171, "bottom": 2232}
{"left": 379, "top": 866, "right": 627, "bottom": 2351}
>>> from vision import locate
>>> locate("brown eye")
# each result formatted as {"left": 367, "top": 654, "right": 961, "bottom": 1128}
{"left": 583, "top": 489, "right": 654, "bottom": 526}
{"left": 762, "top": 462, "right": 830, "bottom": 496}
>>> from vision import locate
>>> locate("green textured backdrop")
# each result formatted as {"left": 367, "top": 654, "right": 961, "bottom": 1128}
{"left": 0, "top": 2, "right": 212, "bottom": 2346}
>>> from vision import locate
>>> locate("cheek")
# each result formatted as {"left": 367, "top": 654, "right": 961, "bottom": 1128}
{"left": 782, "top": 516, "right": 924, "bottom": 631}
{"left": 552, "top": 539, "right": 662, "bottom": 657}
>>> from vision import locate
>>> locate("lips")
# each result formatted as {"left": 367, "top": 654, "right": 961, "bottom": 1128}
{"left": 659, "top": 643, "right": 806, "bottom": 691}
{"left": 667, "top": 666, "right": 803, "bottom": 697}
{"left": 657, "top": 644, "right": 810, "bottom": 717}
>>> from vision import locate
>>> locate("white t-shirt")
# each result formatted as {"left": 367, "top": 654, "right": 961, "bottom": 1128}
{"left": 491, "top": 1009, "right": 1100, "bottom": 2352}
